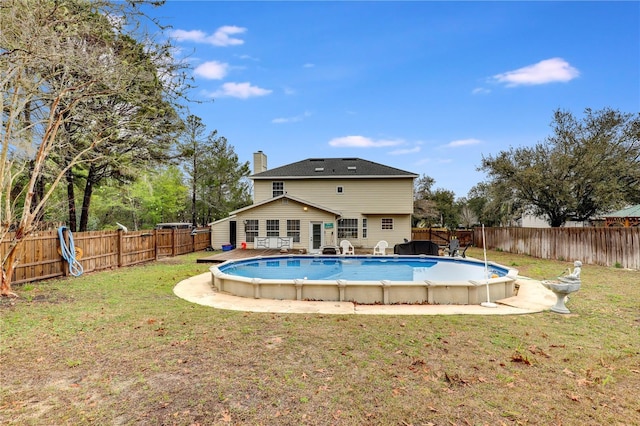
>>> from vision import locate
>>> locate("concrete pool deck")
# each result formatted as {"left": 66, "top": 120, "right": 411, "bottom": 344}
{"left": 173, "top": 273, "right": 559, "bottom": 315}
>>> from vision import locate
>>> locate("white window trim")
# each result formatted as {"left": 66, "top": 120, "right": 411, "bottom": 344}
{"left": 272, "top": 181, "right": 284, "bottom": 197}
{"left": 381, "top": 218, "right": 394, "bottom": 230}
{"left": 266, "top": 219, "right": 280, "bottom": 237}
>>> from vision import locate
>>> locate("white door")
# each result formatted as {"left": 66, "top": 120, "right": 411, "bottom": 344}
{"left": 309, "top": 222, "right": 323, "bottom": 253}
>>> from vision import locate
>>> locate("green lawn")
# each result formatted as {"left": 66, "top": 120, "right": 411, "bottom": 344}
{"left": 1, "top": 249, "right": 638, "bottom": 425}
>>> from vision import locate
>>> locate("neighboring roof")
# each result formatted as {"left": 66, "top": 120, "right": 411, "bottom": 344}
{"left": 605, "top": 204, "right": 640, "bottom": 218}
{"left": 250, "top": 157, "right": 418, "bottom": 179}
{"left": 229, "top": 193, "right": 342, "bottom": 216}
{"left": 155, "top": 222, "right": 193, "bottom": 229}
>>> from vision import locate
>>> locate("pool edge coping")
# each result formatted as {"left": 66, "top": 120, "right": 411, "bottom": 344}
{"left": 173, "top": 273, "right": 558, "bottom": 316}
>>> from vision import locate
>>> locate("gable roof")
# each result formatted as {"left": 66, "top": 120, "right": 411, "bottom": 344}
{"left": 605, "top": 204, "right": 640, "bottom": 218}
{"left": 230, "top": 193, "right": 342, "bottom": 216}
{"left": 250, "top": 157, "right": 418, "bottom": 179}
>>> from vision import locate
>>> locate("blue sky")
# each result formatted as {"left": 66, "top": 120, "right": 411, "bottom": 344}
{"left": 145, "top": 1, "right": 639, "bottom": 198}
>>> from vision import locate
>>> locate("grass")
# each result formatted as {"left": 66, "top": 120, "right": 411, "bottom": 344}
{"left": 1, "top": 249, "right": 639, "bottom": 425}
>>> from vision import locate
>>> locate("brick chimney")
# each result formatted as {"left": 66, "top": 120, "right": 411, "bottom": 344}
{"left": 253, "top": 151, "right": 267, "bottom": 174}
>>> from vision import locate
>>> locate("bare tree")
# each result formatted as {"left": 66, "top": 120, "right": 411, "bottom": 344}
{"left": 413, "top": 174, "right": 438, "bottom": 227}
{"left": 0, "top": 0, "right": 185, "bottom": 296}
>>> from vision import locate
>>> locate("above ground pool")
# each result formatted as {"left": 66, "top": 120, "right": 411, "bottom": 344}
{"left": 210, "top": 255, "right": 518, "bottom": 305}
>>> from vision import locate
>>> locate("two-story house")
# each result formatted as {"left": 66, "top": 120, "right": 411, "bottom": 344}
{"left": 210, "top": 151, "right": 418, "bottom": 253}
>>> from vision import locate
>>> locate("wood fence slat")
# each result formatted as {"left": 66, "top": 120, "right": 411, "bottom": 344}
{"left": 475, "top": 226, "right": 639, "bottom": 269}
{"left": 1, "top": 227, "right": 211, "bottom": 286}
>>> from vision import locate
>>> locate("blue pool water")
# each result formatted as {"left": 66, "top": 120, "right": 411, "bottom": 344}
{"left": 218, "top": 256, "right": 509, "bottom": 282}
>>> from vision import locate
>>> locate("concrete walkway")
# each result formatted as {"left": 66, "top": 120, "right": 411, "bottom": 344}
{"left": 173, "top": 273, "right": 558, "bottom": 315}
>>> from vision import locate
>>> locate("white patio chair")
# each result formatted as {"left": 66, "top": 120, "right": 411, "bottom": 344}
{"left": 340, "top": 240, "right": 355, "bottom": 255}
{"left": 373, "top": 240, "right": 388, "bottom": 255}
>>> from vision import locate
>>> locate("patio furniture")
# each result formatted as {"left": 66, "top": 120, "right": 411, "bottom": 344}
{"left": 373, "top": 240, "right": 388, "bottom": 255}
{"left": 321, "top": 245, "right": 339, "bottom": 255}
{"left": 446, "top": 239, "right": 460, "bottom": 257}
{"left": 340, "top": 240, "right": 355, "bottom": 255}
{"left": 393, "top": 240, "right": 440, "bottom": 256}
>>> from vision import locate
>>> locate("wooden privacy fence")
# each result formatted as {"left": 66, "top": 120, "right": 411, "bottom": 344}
{"left": 1, "top": 227, "right": 211, "bottom": 285}
{"left": 474, "top": 227, "right": 640, "bottom": 270}
{"left": 411, "top": 228, "right": 473, "bottom": 247}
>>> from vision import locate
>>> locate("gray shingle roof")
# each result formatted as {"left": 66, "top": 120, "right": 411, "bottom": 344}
{"left": 250, "top": 158, "right": 418, "bottom": 179}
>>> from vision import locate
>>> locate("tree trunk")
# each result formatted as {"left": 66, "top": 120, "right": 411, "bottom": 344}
{"left": 26, "top": 161, "right": 45, "bottom": 224}
{"left": 1, "top": 236, "right": 22, "bottom": 297}
{"left": 78, "top": 165, "right": 96, "bottom": 232}
{"left": 66, "top": 168, "right": 77, "bottom": 232}
{"left": 34, "top": 177, "right": 44, "bottom": 220}
{"left": 191, "top": 155, "right": 197, "bottom": 227}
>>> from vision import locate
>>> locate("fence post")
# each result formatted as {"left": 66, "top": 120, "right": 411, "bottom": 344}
{"left": 171, "top": 228, "right": 177, "bottom": 257}
{"left": 154, "top": 229, "right": 159, "bottom": 260}
{"left": 117, "top": 229, "right": 123, "bottom": 267}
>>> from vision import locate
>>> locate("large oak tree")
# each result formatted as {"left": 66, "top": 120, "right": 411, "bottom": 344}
{"left": 480, "top": 108, "right": 640, "bottom": 227}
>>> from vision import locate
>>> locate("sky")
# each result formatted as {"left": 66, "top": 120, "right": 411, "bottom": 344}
{"left": 143, "top": 1, "right": 639, "bottom": 198}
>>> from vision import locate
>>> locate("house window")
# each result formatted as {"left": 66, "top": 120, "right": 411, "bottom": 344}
{"left": 245, "top": 219, "right": 258, "bottom": 242}
{"left": 272, "top": 181, "right": 284, "bottom": 197}
{"left": 362, "top": 218, "right": 368, "bottom": 238}
{"left": 287, "top": 220, "right": 300, "bottom": 243}
{"left": 338, "top": 218, "right": 358, "bottom": 239}
{"left": 382, "top": 218, "right": 394, "bottom": 230}
{"left": 266, "top": 219, "right": 280, "bottom": 237}
{"left": 336, "top": 186, "right": 344, "bottom": 194}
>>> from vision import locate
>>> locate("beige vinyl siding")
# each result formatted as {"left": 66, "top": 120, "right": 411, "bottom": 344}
{"left": 211, "top": 218, "right": 232, "bottom": 249}
{"left": 363, "top": 215, "right": 412, "bottom": 250}
{"left": 234, "top": 198, "right": 336, "bottom": 249}
{"left": 253, "top": 178, "right": 414, "bottom": 215}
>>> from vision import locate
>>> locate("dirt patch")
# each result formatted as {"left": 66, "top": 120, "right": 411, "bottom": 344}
{"left": 0, "top": 292, "right": 72, "bottom": 309}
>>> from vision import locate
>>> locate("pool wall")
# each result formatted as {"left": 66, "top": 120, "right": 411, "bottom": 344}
{"left": 210, "top": 255, "right": 518, "bottom": 305}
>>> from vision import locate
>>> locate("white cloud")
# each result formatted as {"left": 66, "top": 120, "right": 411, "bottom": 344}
{"left": 170, "top": 29, "right": 206, "bottom": 42}
{"left": 210, "top": 82, "right": 272, "bottom": 99}
{"left": 272, "top": 111, "right": 311, "bottom": 124}
{"left": 237, "top": 54, "right": 259, "bottom": 61}
{"left": 493, "top": 57, "right": 579, "bottom": 87}
{"left": 472, "top": 87, "right": 491, "bottom": 95}
{"left": 169, "top": 26, "right": 247, "bottom": 46}
{"left": 444, "top": 138, "right": 481, "bottom": 148}
{"left": 303, "top": 63, "right": 315, "bottom": 68}
{"left": 328, "top": 136, "right": 403, "bottom": 148}
{"left": 389, "top": 146, "right": 421, "bottom": 155}
{"left": 194, "top": 61, "right": 229, "bottom": 79}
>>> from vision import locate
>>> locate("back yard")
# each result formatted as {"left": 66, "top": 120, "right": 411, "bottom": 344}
{"left": 1, "top": 248, "right": 638, "bottom": 425}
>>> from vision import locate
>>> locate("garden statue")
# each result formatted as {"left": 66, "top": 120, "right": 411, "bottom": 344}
{"left": 541, "top": 260, "right": 582, "bottom": 314}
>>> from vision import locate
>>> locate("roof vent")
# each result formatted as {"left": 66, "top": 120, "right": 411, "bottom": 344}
{"left": 347, "top": 166, "right": 356, "bottom": 171}
{"left": 315, "top": 167, "right": 324, "bottom": 172}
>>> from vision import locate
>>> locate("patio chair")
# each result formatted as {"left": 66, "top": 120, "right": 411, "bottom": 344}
{"left": 340, "top": 240, "right": 355, "bottom": 255}
{"left": 373, "top": 240, "right": 388, "bottom": 255}
{"left": 446, "top": 239, "right": 460, "bottom": 257}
